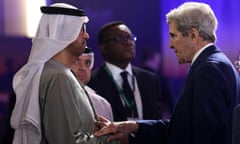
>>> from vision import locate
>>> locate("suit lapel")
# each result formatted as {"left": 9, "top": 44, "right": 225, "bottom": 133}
{"left": 99, "top": 66, "right": 129, "bottom": 119}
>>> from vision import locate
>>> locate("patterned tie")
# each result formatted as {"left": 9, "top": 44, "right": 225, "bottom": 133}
{"left": 120, "top": 71, "right": 138, "bottom": 118}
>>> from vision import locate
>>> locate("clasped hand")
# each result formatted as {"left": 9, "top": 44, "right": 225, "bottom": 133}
{"left": 94, "top": 116, "right": 138, "bottom": 143}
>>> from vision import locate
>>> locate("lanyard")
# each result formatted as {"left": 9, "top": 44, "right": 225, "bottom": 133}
{"left": 103, "top": 64, "right": 136, "bottom": 112}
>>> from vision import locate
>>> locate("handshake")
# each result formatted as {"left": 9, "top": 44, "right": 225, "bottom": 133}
{"left": 94, "top": 116, "right": 138, "bottom": 144}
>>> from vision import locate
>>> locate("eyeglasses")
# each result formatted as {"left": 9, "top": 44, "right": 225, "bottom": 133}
{"left": 104, "top": 34, "right": 137, "bottom": 43}
{"left": 81, "top": 23, "right": 86, "bottom": 33}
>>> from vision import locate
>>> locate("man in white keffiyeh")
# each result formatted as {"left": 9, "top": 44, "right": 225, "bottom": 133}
{"left": 9, "top": 3, "right": 107, "bottom": 144}
{"left": 71, "top": 47, "right": 114, "bottom": 122}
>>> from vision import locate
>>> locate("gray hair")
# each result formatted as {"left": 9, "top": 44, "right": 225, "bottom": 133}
{"left": 166, "top": 2, "right": 218, "bottom": 42}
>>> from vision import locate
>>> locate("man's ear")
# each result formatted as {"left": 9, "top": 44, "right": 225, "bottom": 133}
{"left": 189, "top": 28, "right": 199, "bottom": 40}
{"left": 99, "top": 43, "right": 107, "bottom": 54}
{"left": 191, "top": 33, "right": 195, "bottom": 39}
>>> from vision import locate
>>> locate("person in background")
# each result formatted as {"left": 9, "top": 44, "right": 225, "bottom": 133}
{"left": 94, "top": 2, "right": 240, "bottom": 144}
{"left": 234, "top": 51, "right": 240, "bottom": 73}
{"left": 10, "top": 3, "right": 118, "bottom": 144}
{"left": 88, "top": 21, "right": 170, "bottom": 122}
{"left": 71, "top": 47, "right": 114, "bottom": 121}
{"left": 140, "top": 48, "right": 173, "bottom": 118}
{"left": 140, "top": 48, "right": 162, "bottom": 74}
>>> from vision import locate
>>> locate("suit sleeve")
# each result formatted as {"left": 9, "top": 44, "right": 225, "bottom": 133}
{"left": 132, "top": 120, "right": 168, "bottom": 144}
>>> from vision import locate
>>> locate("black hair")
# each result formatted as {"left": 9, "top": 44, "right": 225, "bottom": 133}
{"left": 98, "top": 21, "right": 125, "bottom": 44}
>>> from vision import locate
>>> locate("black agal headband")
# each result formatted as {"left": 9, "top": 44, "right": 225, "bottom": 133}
{"left": 40, "top": 6, "right": 86, "bottom": 17}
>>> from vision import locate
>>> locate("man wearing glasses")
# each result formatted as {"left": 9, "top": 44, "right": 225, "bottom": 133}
{"left": 88, "top": 21, "right": 170, "bottom": 122}
{"left": 10, "top": 4, "right": 119, "bottom": 144}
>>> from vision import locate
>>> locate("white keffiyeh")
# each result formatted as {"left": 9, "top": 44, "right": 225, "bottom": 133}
{"left": 10, "top": 3, "right": 89, "bottom": 144}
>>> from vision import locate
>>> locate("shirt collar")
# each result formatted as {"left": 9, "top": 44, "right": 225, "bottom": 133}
{"left": 105, "top": 62, "right": 133, "bottom": 80}
{"left": 191, "top": 43, "right": 214, "bottom": 65}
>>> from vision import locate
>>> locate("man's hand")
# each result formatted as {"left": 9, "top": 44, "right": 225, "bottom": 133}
{"left": 94, "top": 116, "right": 138, "bottom": 143}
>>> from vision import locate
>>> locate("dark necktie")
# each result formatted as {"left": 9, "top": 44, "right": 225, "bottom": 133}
{"left": 120, "top": 71, "right": 138, "bottom": 118}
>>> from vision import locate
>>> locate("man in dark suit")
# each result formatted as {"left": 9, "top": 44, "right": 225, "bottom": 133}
{"left": 94, "top": 2, "right": 240, "bottom": 144}
{"left": 88, "top": 21, "right": 171, "bottom": 121}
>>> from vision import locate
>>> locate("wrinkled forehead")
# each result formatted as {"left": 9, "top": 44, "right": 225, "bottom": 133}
{"left": 168, "top": 22, "right": 179, "bottom": 33}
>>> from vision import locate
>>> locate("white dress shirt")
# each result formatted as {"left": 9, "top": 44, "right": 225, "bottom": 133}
{"left": 105, "top": 62, "right": 143, "bottom": 119}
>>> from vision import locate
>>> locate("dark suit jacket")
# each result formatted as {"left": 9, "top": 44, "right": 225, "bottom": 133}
{"left": 88, "top": 65, "right": 164, "bottom": 121}
{"left": 232, "top": 104, "right": 240, "bottom": 144}
{"left": 133, "top": 45, "right": 240, "bottom": 144}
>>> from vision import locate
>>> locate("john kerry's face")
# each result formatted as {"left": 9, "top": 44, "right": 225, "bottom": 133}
{"left": 168, "top": 22, "right": 195, "bottom": 64}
